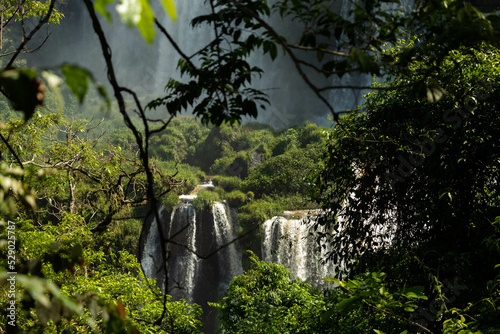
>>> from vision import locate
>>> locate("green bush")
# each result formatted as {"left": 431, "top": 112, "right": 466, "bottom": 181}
{"left": 213, "top": 251, "right": 327, "bottom": 334}
{"left": 237, "top": 199, "right": 282, "bottom": 234}
{"left": 193, "top": 189, "right": 220, "bottom": 212}
{"left": 159, "top": 161, "right": 205, "bottom": 195}
{"left": 271, "top": 128, "right": 299, "bottom": 156}
{"left": 109, "top": 219, "right": 142, "bottom": 255}
{"left": 242, "top": 148, "right": 318, "bottom": 197}
{"left": 210, "top": 151, "right": 250, "bottom": 177}
{"left": 211, "top": 175, "right": 243, "bottom": 192}
{"left": 224, "top": 190, "right": 247, "bottom": 208}
{"left": 162, "top": 193, "right": 180, "bottom": 213}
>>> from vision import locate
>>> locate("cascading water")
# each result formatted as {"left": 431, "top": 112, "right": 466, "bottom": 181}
{"left": 212, "top": 202, "right": 243, "bottom": 294}
{"left": 141, "top": 206, "right": 166, "bottom": 282}
{"left": 139, "top": 181, "right": 244, "bottom": 333}
{"left": 30, "top": 0, "right": 416, "bottom": 126}
{"left": 166, "top": 200, "right": 199, "bottom": 302}
{"left": 261, "top": 212, "right": 337, "bottom": 288}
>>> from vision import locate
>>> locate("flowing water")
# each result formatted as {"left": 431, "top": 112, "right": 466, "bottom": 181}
{"left": 261, "top": 212, "right": 337, "bottom": 288}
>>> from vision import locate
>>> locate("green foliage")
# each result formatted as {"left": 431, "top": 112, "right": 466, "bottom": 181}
{"left": 213, "top": 251, "right": 327, "bottom": 334}
{"left": 216, "top": 255, "right": 497, "bottom": 334}
{"left": 271, "top": 128, "right": 299, "bottom": 156}
{"left": 158, "top": 161, "right": 205, "bottom": 195}
{"left": 0, "top": 215, "right": 203, "bottom": 333}
{"left": 95, "top": 0, "right": 177, "bottom": 42}
{"left": 107, "top": 219, "right": 143, "bottom": 255}
{"left": 147, "top": 0, "right": 272, "bottom": 125}
{"left": 150, "top": 116, "right": 210, "bottom": 164}
{"left": 210, "top": 150, "right": 250, "bottom": 177}
{"left": 224, "top": 190, "right": 247, "bottom": 208}
{"left": 61, "top": 65, "right": 108, "bottom": 106}
{"left": 0, "top": 163, "right": 36, "bottom": 214}
{"left": 2, "top": 0, "right": 64, "bottom": 24}
{"left": 193, "top": 122, "right": 273, "bottom": 173}
{"left": 211, "top": 175, "right": 242, "bottom": 193}
{"left": 162, "top": 193, "right": 180, "bottom": 213}
{"left": 322, "top": 272, "right": 428, "bottom": 333}
{"left": 4, "top": 0, "right": 500, "bottom": 332}
{"left": 311, "top": 44, "right": 500, "bottom": 331}
{"left": 237, "top": 199, "right": 282, "bottom": 234}
{"left": 243, "top": 148, "right": 318, "bottom": 197}
{"left": 192, "top": 189, "right": 220, "bottom": 212}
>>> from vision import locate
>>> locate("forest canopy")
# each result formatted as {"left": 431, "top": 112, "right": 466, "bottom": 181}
{"left": 0, "top": 0, "right": 500, "bottom": 333}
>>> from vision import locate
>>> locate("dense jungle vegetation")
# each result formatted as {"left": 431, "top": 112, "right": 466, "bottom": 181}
{"left": 1, "top": 0, "right": 500, "bottom": 333}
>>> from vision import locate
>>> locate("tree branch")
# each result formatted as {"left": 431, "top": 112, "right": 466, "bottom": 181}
{"left": 4, "top": 0, "right": 56, "bottom": 69}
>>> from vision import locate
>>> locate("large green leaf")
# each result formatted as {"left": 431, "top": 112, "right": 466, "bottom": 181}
{"left": 116, "top": 0, "right": 155, "bottom": 43}
{"left": 61, "top": 65, "right": 90, "bottom": 104}
{"left": 137, "top": 0, "right": 155, "bottom": 43}
{"left": 335, "top": 296, "right": 361, "bottom": 312}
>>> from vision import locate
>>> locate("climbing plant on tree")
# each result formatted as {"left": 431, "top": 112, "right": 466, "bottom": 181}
{"left": 310, "top": 42, "right": 500, "bottom": 332}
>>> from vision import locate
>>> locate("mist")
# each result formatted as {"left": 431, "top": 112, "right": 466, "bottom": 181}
{"left": 27, "top": 0, "right": 372, "bottom": 128}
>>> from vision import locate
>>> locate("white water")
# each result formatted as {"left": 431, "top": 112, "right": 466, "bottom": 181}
{"left": 141, "top": 190, "right": 243, "bottom": 305}
{"left": 142, "top": 207, "right": 165, "bottom": 280}
{"left": 261, "top": 214, "right": 337, "bottom": 288}
{"left": 168, "top": 202, "right": 199, "bottom": 302}
{"left": 212, "top": 202, "right": 243, "bottom": 292}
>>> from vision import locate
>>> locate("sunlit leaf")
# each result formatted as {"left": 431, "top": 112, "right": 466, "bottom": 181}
{"left": 159, "top": 0, "right": 177, "bottom": 21}
{"left": 116, "top": 0, "right": 141, "bottom": 26}
{"left": 95, "top": 0, "right": 115, "bottom": 23}
{"left": 137, "top": 0, "right": 155, "bottom": 43}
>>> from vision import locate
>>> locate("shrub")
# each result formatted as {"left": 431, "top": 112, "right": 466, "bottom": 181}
{"left": 158, "top": 161, "right": 205, "bottom": 195}
{"left": 242, "top": 148, "right": 317, "bottom": 197}
{"left": 109, "top": 219, "right": 142, "bottom": 255}
{"left": 224, "top": 190, "right": 247, "bottom": 208}
{"left": 193, "top": 189, "right": 220, "bottom": 212}
{"left": 211, "top": 175, "right": 242, "bottom": 192}
{"left": 237, "top": 199, "right": 282, "bottom": 234}
{"left": 210, "top": 151, "right": 250, "bottom": 177}
{"left": 213, "top": 251, "right": 326, "bottom": 334}
{"left": 162, "top": 193, "right": 180, "bottom": 213}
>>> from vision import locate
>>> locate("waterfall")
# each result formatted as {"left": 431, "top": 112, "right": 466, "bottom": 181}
{"left": 140, "top": 193, "right": 339, "bottom": 299}
{"left": 261, "top": 212, "right": 337, "bottom": 288}
{"left": 141, "top": 207, "right": 165, "bottom": 281}
{"left": 28, "top": 0, "right": 418, "bottom": 126}
{"left": 212, "top": 202, "right": 243, "bottom": 293}
{"left": 167, "top": 201, "right": 199, "bottom": 302}
{"left": 139, "top": 185, "right": 342, "bottom": 332}
{"left": 140, "top": 195, "right": 243, "bottom": 333}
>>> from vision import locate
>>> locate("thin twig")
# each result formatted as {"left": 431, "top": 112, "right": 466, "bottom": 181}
{"left": 5, "top": 0, "right": 56, "bottom": 69}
